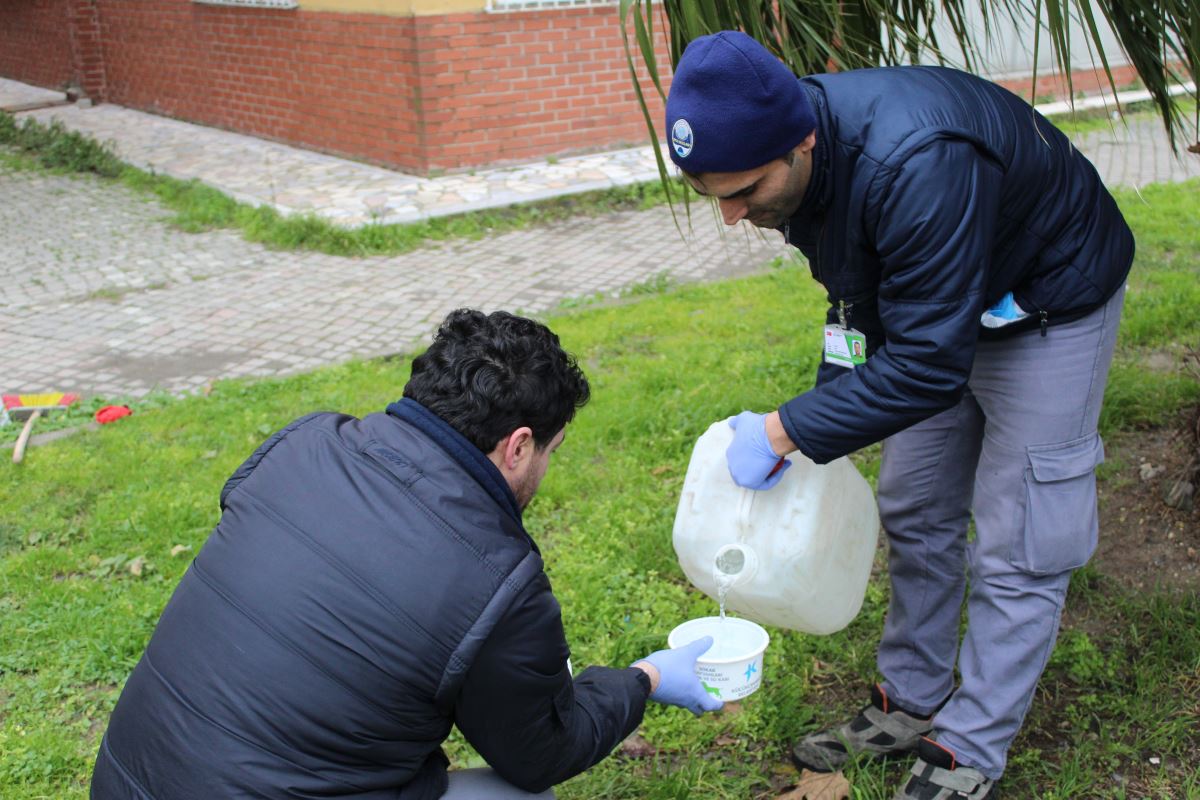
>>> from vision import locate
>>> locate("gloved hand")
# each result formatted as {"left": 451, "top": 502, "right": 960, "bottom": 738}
{"left": 634, "top": 636, "right": 724, "bottom": 716}
{"left": 727, "top": 411, "right": 791, "bottom": 490}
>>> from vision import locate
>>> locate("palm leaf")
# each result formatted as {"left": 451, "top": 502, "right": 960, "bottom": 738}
{"left": 620, "top": 0, "right": 1199, "bottom": 174}
{"left": 619, "top": 0, "right": 692, "bottom": 232}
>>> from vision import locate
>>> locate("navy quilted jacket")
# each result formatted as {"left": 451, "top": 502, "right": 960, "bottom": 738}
{"left": 778, "top": 67, "right": 1134, "bottom": 463}
{"left": 91, "top": 399, "right": 647, "bottom": 799}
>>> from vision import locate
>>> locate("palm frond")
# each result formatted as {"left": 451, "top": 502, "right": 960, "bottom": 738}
{"left": 621, "top": 0, "right": 1199, "bottom": 167}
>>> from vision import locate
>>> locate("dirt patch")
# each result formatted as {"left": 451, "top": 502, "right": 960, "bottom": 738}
{"left": 1093, "top": 425, "right": 1200, "bottom": 593}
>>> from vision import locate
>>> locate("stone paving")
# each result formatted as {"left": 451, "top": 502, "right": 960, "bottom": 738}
{"left": 0, "top": 79, "right": 67, "bottom": 112}
{"left": 1, "top": 165, "right": 782, "bottom": 398}
{"left": 1075, "top": 118, "right": 1200, "bottom": 191}
{"left": 1, "top": 76, "right": 1198, "bottom": 401}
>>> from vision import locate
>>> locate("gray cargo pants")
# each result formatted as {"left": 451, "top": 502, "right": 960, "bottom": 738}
{"left": 875, "top": 285, "right": 1125, "bottom": 780}
{"left": 442, "top": 769, "right": 555, "bottom": 799}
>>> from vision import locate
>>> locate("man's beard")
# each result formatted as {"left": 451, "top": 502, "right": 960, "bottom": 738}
{"left": 514, "top": 470, "right": 537, "bottom": 510}
{"left": 749, "top": 209, "right": 785, "bottom": 229}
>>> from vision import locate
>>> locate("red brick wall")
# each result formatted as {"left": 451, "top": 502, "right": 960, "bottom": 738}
{"left": 93, "top": 3, "right": 426, "bottom": 170}
{"left": 0, "top": 0, "right": 74, "bottom": 91}
{"left": 58, "top": 1, "right": 668, "bottom": 173}
{"left": 996, "top": 63, "right": 1144, "bottom": 103}
{"left": 413, "top": 7, "right": 671, "bottom": 171}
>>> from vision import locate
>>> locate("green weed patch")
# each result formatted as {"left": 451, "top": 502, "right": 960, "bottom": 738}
{"left": 0, "top": 114, "right": 122, "bottom": 177}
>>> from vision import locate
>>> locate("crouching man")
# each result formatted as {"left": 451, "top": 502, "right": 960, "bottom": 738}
{"left": 91, "top": 309, "right": 720, "bottom": 800}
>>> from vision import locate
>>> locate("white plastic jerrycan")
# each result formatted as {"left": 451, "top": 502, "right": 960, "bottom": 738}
{"left": 673, "top": 417, "right": 881, "bottom": 634}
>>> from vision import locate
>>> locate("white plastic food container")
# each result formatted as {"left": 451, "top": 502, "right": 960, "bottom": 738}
{"left": 668, "top": 616, "right": 770, "bottom": 701}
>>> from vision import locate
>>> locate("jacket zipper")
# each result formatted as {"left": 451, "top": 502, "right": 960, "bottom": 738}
{"left": 838, "top": 299, "right": 853, "bottom": 329}
{"left": 1023, "top": 296, "right": 1049, "bottom": 337}
{"left": 788, "top": 217, "right": 836, "bottom": 319}
{"left": 816, "top": 218, "right": 826, "bottom": 284}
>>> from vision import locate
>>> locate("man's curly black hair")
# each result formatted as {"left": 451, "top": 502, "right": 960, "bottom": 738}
{"left": 403, "top": 309, "right": 590, "bottom": 453}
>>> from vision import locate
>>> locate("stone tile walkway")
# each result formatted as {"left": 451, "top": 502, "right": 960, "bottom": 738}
{"left": 1076, "top": 116, "right": 1200, "bottom": 190}
{"left": 0, "top": 79, "right": 67, "bottom": 111}
{"left": 0, "top": 164, "right": 780, "bottom": 398}
{"left": 1, "top": 75, "right": 1197, "bottom": 401}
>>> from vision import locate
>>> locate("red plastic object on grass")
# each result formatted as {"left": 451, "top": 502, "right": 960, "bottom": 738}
{"left": 95, "top": 405, "right": 133, "bottom": 424}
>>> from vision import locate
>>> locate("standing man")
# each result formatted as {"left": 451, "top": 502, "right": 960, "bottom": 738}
{"left": 665, "top": 31, "right": 1133, "bottom": 800}
{"left": 91, "top": 309, "right": 721, "bottom": 800}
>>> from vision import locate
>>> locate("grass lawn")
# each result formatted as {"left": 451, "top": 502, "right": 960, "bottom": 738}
{"left": 1, "top": 180, "right": 1198, "bottom": 799}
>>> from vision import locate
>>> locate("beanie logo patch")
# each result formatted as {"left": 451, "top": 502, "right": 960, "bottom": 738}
{"left": 671, "top": 119, "right": 694, "bottom": 158}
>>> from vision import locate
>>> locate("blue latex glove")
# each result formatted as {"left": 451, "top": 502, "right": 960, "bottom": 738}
{"left": 636, "top": 636, "right": 724, "bottom": 716}
{"left": 980, "top": 291, "right": 1030, "bottom": 329}
{"left": 727, "top": 411, "right": 791, "bottom": 490}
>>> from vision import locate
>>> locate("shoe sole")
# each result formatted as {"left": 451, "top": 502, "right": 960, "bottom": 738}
{"left": 790, "top": 743, "right": 920, "bottom": 774}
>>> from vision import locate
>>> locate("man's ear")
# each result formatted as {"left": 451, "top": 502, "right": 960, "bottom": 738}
{"left": 797, "top": 131, "right": 817, "bottom": 154}
{"left": 502, "top": 426, "right": 537, "bottom": 471}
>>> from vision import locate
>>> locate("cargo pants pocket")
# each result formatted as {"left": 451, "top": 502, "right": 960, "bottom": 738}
{"left": 1011, "top": 433, "right": 1105, "bottom": 575}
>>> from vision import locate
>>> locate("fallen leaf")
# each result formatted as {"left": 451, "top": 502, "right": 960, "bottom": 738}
{"left": 618, "top": 733, "right": 656, "bottom": 758}
{"left": 769, "top": 765, "right": 799, "bottom": 792}
{"left": 170, "top": 544, "right": 192, "bottom": 558}
{"left": 713, "top": 734, "right": 738, "bottom": 747}
{"left": 128, "top": 556, "right": 145, "bottom": 577}
{"left": 777, "top": 769, "right": 851, "bottom": 800}
{"left": 650, "top": 464, "right": 673, "bottom": 476}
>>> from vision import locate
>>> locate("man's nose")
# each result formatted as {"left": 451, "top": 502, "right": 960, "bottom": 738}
{"left": 718, "top": 197, "right": 747, "bottom": 226}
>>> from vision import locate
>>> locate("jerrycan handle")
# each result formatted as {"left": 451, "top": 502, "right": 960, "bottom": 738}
{"left": 735, "top": 456, "right": 786, "bottom": 540}
{"left": 736, "top": 489, "right": 756, "bottom": 540}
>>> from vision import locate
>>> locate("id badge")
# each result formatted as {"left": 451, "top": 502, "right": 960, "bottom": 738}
{"left": 823, "top": 325, "right": 867, "bottom": 369}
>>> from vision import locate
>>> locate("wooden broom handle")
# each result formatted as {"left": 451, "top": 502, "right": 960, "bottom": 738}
{"left": 12, "top": 409, "right": 42, "bottom": 464}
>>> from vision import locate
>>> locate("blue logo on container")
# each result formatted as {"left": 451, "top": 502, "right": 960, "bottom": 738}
{"left": 744, "top": 662, "right": 757, "bottom": 681}
{"left": 672, "top": 119, "right": 694, "bottom": 158}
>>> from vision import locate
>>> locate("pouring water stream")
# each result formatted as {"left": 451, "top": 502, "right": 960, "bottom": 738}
{"left": 713, "top": 547, "right": 746, "bottom": 622}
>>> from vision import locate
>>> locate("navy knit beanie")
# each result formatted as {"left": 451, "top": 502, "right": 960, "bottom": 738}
{"left": 666, "top": 31, "right": 816, "bottom": 174}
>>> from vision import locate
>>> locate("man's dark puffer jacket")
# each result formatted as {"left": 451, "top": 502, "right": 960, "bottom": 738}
{"left": 91, "top": 399, "right": 647, "bottom": 799}
{"left": 778, "top": 66, "right": 1135, "bottom": 464}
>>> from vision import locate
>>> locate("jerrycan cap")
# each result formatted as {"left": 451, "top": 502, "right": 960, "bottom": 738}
{"left": 714, "top": 543, "right": 759, "bottom": 587}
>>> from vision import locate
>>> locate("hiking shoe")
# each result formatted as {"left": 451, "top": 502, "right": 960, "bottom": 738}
{"left": 791, "top": 684, "right": 934, "bottom": 772}
{"left": 893, "top": 737, "right": 997, "bottom": 799}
